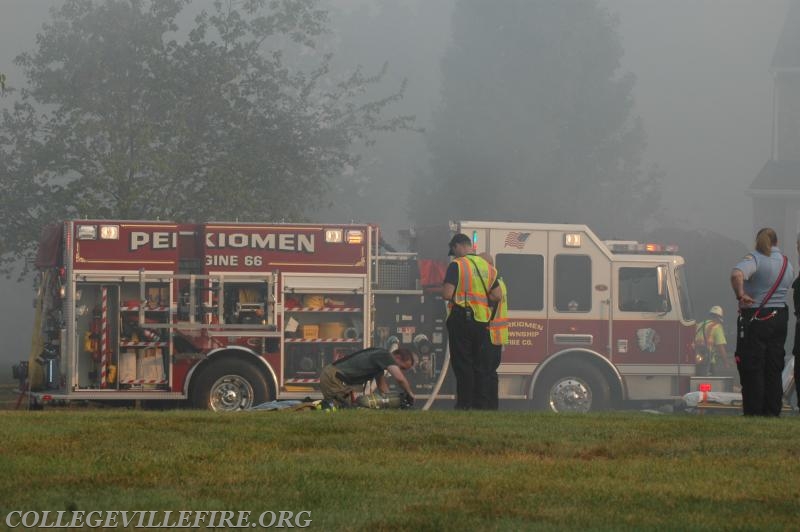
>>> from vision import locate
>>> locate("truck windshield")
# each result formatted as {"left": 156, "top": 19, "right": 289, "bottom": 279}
{"left": 674, "top": 265, "right": 694, "bottom": 321}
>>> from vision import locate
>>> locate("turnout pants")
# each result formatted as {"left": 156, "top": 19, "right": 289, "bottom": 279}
{"left": 736, "top": 306, "right": 788, "bottom": 416}
{"left": 319, "top": 365, "right": 359, "bottom": 407}
{"left": 447, "top": 307, "right": 490, "bottom": 410}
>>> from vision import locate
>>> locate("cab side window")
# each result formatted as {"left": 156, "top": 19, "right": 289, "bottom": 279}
{"left": 555, "top": 254, "right": 591, "bottom": 312}
{"left": 618, "top": 267, "right": 671, "bottom": 313}
{"left": 496, "top": 253, "right": 544, "bottom": 311}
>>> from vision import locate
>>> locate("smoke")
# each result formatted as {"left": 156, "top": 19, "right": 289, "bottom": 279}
{"left": 0, "top": 0, "right": 793, "bottom": 373}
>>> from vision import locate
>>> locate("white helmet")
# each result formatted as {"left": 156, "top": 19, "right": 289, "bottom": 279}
{"left": 709, "top": 305, "right": 724, "bottom": 320}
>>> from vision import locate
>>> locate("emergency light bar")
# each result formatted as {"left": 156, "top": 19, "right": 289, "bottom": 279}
{"left": 605, "top": 240, "right": 679, "bottom": 255}
{"left": 325, "top": 228, "right": 364, "bottom": 244}
{"left": 77, "top": 224, "right": 120, "bottom": 240}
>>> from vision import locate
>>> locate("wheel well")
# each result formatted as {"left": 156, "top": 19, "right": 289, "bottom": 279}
{"left": 531, "top": 351, "right": 623, "bottom": 405}
{"left": 187, "top": 349, "right": 277, "bottom": 400}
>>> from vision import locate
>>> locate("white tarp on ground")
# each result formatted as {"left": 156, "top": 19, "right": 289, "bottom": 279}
{"left": 683, "top": 391, "right": 743, "bottom": 408}
{"left": 681, "top": 357, "right": 795, "bottom": 409}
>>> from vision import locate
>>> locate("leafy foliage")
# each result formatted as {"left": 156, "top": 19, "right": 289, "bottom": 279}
{"left": 413, "top": 0, "right": 660, "bottom": 237}
{"left": 0, "top": 0, "right": 411, "bottom": 276}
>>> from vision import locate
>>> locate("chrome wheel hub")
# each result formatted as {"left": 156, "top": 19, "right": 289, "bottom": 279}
{"left": 209, "top": 375, "right": 254, "bottom": 411}
{"left": 548, "top": 377, "right": 592, "bottom": 413}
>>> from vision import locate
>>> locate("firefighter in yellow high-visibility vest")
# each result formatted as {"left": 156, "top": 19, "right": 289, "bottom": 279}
{"left": 442, "top": 234, "right": 502, "bottom": 410}
{"left": 480, "top": 253, "right": 508, "bottom": 410}
{"left": 694, "top": 305, "right": 729, "bottom": 377}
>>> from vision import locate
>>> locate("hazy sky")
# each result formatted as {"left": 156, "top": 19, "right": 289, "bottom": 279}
{"left": 606, "top": 0, "right": 791, "bottom": 240}
{"left": 0, "top": 0, "right": 793, "bottom": 367}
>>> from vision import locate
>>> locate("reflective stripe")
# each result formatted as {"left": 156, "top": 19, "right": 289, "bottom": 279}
{"left": 489, "top": 278, "right": 508, "bottom": 345}
{"left": 447, "top": 256, "right": 497, "bottom": 322}
{"left": 695, "top": 320, "right": 721, "bottom": 362}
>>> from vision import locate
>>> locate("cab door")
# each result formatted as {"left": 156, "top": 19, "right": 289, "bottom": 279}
{"left": 487, "top": 229, "right": 549, "bottom": 384}
{"left": 547, "top": 231, "right": 612, "bottom": 360}
{"left": 611, "top": 262, "right": 682, "bottom": 400}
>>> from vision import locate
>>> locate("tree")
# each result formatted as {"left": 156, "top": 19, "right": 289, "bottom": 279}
{"left": 316, "top": 0, "right": 452, "bottom": 239}
{"left": 0, "top": 0, "right": 411, "bottom": 276}
{"left": 412, "top": 0, "right": 660, "bottom": 238}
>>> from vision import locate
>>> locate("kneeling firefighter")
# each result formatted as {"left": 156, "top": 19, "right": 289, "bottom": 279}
{"left": 319, "top": 347, "right": 416, "bottom": 408}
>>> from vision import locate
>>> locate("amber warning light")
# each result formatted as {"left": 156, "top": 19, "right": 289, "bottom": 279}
{"left": 345, "top": 230, "right": 364, "bottom": 244}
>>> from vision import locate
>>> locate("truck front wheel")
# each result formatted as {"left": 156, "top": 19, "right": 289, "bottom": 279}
{"left": 192, "top": 359, "right": 271, "bottom": 411}
{"left": 532, "top": 364, "right": 610, "bottom": 413}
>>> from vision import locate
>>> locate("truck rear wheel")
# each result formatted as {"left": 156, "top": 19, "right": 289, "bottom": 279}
{"left": 192, "top": 359, "right": 271, "bottom": 411}
{"left": 532, "top": 363, "right": 610, "bottom": 413}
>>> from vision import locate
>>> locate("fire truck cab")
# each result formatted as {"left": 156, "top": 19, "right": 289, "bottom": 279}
{"left": 455, "top": 221, "right": 697, "bottom": 411}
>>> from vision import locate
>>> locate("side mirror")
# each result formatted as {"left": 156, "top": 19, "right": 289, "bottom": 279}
{"left": 657, "top": 265, "right": 668, "bottom": 297}
{"left": 657, "top": 265, "right": 670, "bottom": 315}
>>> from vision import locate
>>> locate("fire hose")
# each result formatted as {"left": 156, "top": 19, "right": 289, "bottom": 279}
{"left": 422, "top": 300, "right": 451, "bottom": 411}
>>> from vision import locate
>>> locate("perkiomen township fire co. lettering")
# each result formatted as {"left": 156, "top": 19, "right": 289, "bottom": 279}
{"left": 130, "top": 231, "right": 315, "bottom": 253}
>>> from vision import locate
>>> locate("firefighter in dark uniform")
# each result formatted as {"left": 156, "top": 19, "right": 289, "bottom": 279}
{"left": 731, "top": 227, "right": 793, "bottom": 416}
{"left": 791, "top": 234, "right": 800, "bottom": 409}
{"left": 319, "top": 347, "right": 415, "bottom": 408}
{"left": 442, "top": 234, "right": 502, "bottom": 410}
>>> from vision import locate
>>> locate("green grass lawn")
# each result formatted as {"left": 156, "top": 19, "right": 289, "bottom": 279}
{"left": 1, "top": 409, "right": 800, "bottom": 531}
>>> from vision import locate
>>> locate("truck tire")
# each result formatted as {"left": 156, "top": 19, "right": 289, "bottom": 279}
{"left": 191, "top": 359, "right": 271, "bottom": 411}
{"left": 532, "top": 363, "right": 610, "bottom": 413}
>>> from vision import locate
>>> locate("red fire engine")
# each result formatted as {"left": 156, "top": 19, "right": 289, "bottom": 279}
{"left": 19, "top": 219, "right": 700, "bottom": 412}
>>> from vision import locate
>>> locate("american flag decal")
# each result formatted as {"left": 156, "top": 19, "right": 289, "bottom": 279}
{"left": 504, "top": 232, "right": 530, "bottom": 249}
